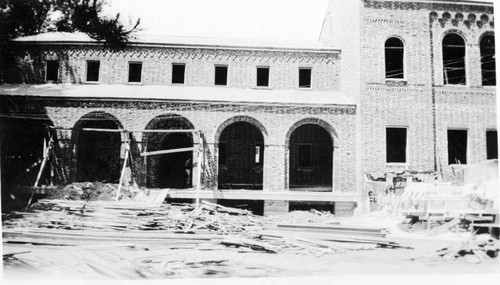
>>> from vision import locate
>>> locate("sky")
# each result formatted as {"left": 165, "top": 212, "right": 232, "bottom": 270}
{"left": 105, "top": 0, "right": 330, "bottom": 40}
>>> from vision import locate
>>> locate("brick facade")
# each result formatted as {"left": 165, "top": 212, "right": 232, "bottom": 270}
{"left": 1, "top": 0, "right": 496, "bottom": 216}
{"left": 323, "top": 0, "right": 496, "bottom": 181}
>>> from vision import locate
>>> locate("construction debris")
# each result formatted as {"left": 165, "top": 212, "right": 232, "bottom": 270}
{"left": 413, "top": 234, "right": 500, "bottom": 264}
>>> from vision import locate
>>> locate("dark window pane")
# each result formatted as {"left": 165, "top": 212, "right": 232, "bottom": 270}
{"left": 480, "top": 35, "right": 496, "bottom": 86}
{"left": 215, "top": 66, "right": 228, "bottom": 85}
{"left": 257, "top": 67, "right": 269, "bottom": 87}
{"left": 128, "top": 62, "right": 142, "bottom": 83}
{"left": 218, "top": 142, "right": 226, "bottom": 165}
{"left": 46, "top": 60, "right": 59, "bottom": 82}
{"left": 448, "top": 130, "right": 467, "bottom": 164}
{"left": 443, "top": 34, "right": 466, "bottom": 85}
{"left": 298, "top": 144, "right": 312, "bottom": 167}
{"left": 172, "top": 64, "right": 185, "bottom": 84}
{"left": 299, "top": 68, "right": 311, "bottom": 88}
{"left": 386, "top": 128, "right": 407, "bottom": 163}
{"left": 385, "top": 37, "right": 404, "bottom": 79}
{"left": 86, "top": 61, "right": 100, "bottom": 82}
{"left": 487, "top": 130, "right": 498, "bottom": 159}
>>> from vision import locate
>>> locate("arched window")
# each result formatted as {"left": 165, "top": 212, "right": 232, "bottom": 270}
{"left": 442, "top": 33, "right": 466, "bottom": 85}
{"left": 385, "top": 37, "right": 404, "bottom": 79}
{"left": 480, "top": 35, "right": 496, "bottom": 86}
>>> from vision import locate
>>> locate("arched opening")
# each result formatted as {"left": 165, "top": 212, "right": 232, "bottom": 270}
{"left": 288, "top": 124, "right": 333, "bottom": 191}
{"left": 74, "top": 112, "right": 122, "bottom": 183}
{"left": 480, "top": 34, "right": 496, "bottom": 86}
{"left": 385, "top": 37, "right": 404, "bottom": 79}
{"left": 144, "top": 115, "right": 194, "bottom": 189}
{"left": 442, "top": 33, "right": 466, "bottom": 85}
{"left": 217, "top": 121, "right": 264, "bottom": 190}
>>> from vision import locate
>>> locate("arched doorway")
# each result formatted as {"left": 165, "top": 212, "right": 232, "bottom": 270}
{"left": 288, "top": 123, "right": 333, "bottom": 190}
{"left": 217, "top": 121, "right": 264, "bottom": 190}
{"left": 74, "top": 112, "right": 123, "bottom": 183}
{"left": 144, "top": 115, "right": 194, "bottom": 189}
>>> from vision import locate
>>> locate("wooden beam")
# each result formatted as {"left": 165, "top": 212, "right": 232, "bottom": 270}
{"left": 79, "top": 128, "right": 198, "bottom": 133}
{"left": 166, "top": 189, "right": 358, "bottom": 202}
{"left": 140, "top": 147, "right": 196, "bottom": 157}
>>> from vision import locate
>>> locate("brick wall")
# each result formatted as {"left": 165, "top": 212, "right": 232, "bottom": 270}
{"left": 26, "top": 46, "right": 341, "bottom": 91}
{"left": 357, "top": 0, "right": 496, "bottom": 181}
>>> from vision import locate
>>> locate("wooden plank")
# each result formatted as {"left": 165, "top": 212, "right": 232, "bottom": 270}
{"left": 167, "top": 189, "right": 358, "bottom": 202}
{"left": 275, "top": 223, "right": 387, "bottom": 233}
{"left": 80, "top": 128, "right": 198, "bottom": 133}
{"left": 140, "top": 147, "right": 196, "bottom": 157}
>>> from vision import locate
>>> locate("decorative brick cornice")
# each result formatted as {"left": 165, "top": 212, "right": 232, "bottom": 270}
{"left": 1, "top": 96, "right": 357, "bottom": 116}
{"left": 31, "top": 46, "right": 339, "bottom": 65}
{"left": 364, "top": 17, "right": 426, "bottom": 25}
{"left": 430, "top": 11, "right": 494, "bottom": 30}
{"left": 366, "top": 84, "right": 427, "bottom": 93}
{"left": 435, "top": 88, "right": 496, "bottom": 96}
{"left": 364, "top": 0, "right": 494, "bottom": 14}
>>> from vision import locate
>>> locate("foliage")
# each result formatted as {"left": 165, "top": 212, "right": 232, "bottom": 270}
{"left": 0, "top": 0, "right": 140, "bottom": 47}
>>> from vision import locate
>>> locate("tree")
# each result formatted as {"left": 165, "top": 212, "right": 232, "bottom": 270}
{"left": 0, "top": 0, "right": 140, "bottom": 47}
{"left": 0, "top": 0, "right": 141, "bottom": 83}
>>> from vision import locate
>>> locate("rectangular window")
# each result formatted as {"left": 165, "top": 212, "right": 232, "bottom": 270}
{"left": 386, "top": 127, "right": 407, "bottom": 163}
{"left": 299, "top": 68, "right": 312, "bottom": 88}
{"left": 255, "top": 144, "right": 264, "bottom": 165}
{"left": 86, "top": 61, "right": 100, "bottom": 82}
{"left": 219, "top": 142, "right": 226, "bottom": 165}
{"left": 486, "top": 130, "right": 498, "bottom": 159}
{"left": 298, "top": 143, "right": 312, "bottom": 167}
{"left": 256, "top": 67, "right": 269, "bottom": 87}
{"left": 172, "top": 63, "right": 185, "bottom": 84}
{"left": 128, "top": 62, "right": 142, "bottom": 83}
{"left": 215, "top": 65, "right": 228, "bottom": 86}
{"left": 448, "top": 129, "right": 468, "bottom": 164}
{"left": 45, "top": 60, "right": 59, "bottom": 82}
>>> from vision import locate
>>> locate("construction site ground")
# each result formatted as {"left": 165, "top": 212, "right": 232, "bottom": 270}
{"left": 3, "top": 211, "right": 500, "bottom": 280}
{"left": 1, "top": 183, "right": 499, "bottom": 281}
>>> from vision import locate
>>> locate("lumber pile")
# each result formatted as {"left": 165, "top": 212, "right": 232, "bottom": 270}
{"left": 3, "top": 198, "right": 409, "bottom": 256}
{"left": 413, "top": 234, "right": 500, "bottom": 263}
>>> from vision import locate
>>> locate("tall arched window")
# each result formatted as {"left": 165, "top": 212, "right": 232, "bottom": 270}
{"left": 385, "top": 37, "right": 404, "bottom": 79}
{"left": 480, "top": 35, "right": 496, "bottom": 86}
{"left": 442, "top": 33, "right": 466, "bottom": 85}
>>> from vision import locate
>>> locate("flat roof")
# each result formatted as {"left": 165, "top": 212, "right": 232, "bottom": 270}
{"left": 11, "top": 32, "right": 338, "bottom": 52}
{"left": 0, "top": 84, "right": 356, "bottom": 107}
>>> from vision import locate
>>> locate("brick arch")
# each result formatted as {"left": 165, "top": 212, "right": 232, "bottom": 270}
{"left": 478, "top": 31, "right": 495, "bottom": 45}
{"left": 440, "top": 29, "right": 468, "bottom": 44}
{"left": 72, "top": 111, "right": 125, "bottom": 183}
{"left": 214, "top": 116, "right": 268, "bottom": 145}
{"left": 284, "top": 118, "right": 340, "bottom": 191}
{"left": 72, "top": 111, "right": 124, "bottom": 143}
{"left": 143, "top": 114, "right": 195, "bottom": 132}
{"left": 285, "top": 117, "right": 339, "bottom": 148}
{"left": 142, "top": 114, "right": 196, "bottom": 188}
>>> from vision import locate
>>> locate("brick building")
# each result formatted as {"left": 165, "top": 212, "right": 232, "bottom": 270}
{"left": 0, "top": 0, "right": 497, "bottom": 215}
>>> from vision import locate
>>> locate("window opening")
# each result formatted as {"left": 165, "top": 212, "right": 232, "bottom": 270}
{"left": 46, "top": 60, "right": 59, "bottom": 82}
{"left": 385, "top": 37, "right": 404, "bottom": 79}
{"left": 386, "top": 127, "right": 407, "bottom": 163}
{"left": 480, "top": 35, "right": 496, "bottom": 86}
{"left": 256, "top": 67, "right": 269, "bottom": 87}
{"left": 486, "top": 130, "right": 498, "bottom": 159}
{"left": 299, "top": 68, "right": 312, "bottom": 88}
{"left": 298, "top": 143, "right": 312, "bottom": 167}
{"left": 86, "top": 61, "right": 100, "bottom": 82}
{"left": 448, "top": 129, "right": 468, "bottom": 164}
{"left": 128, "top": 62, "right": 142, "bottom": 83}
{"left": 215, "top": 66, "right": 228, "bottom": 85}
{"left": 442, "top": 34, "right": 466, "bottom": 85}
{"left": 172, "top": 64, "right": 185, "bottom": 84}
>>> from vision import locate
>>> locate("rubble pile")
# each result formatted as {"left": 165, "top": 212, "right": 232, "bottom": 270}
{"left": 414, "top": 234, "right": 500, "bottom": 264}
